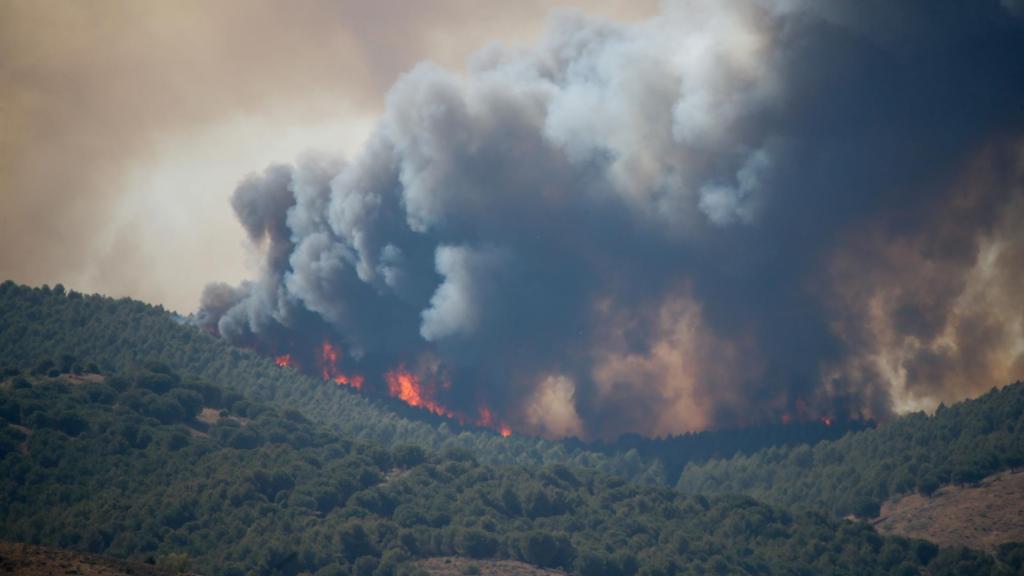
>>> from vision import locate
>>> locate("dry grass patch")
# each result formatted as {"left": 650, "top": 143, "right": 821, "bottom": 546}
{"left": 0, "top": 540, "right": 186, "bottom": 576}
{"left": 875, "top": 469, "right": 1024, "bottom": 552}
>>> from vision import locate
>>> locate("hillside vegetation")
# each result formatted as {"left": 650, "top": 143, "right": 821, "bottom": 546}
{"left": 0, "top": 281, "right": 664, "bottom": 480}
{"left": 3, "top": 282, "right": 1024, "bottom": 573}
{"left": 1, "top": 365, "right": 1016, "bottom": 576}
{"left": 677, "top": 382, "right": 1024, "bottom": 519}
{"left": 4, "top": 281, "right": 1024, "bottom": 515}
{"left": 0, "top": 281, "right": 860, "bottom": 485}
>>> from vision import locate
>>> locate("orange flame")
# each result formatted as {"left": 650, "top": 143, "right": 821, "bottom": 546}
{"left": 318, "top": 340, "right": 364, "bottom": 390}
{"left": 320, "top": 341, "right": 339, "bottom": 381}
{"left": 477, "top": 405, "right": 495, "bottom": 427}
{"left": 385, "top": 366, "right": 453, "bottom": 418}
{"left": 334, "top": 374, "right": 364, "bottom": 390}
{"left": 476, "top": 404, "right": 511, "bottom": 437}
{"left": 272, "top": 343, "right": 510, "bottom": 432}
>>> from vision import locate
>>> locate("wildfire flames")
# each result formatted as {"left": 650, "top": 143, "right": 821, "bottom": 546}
{"left": 273, "top": 341, "right": 510, "bottom": 436}
{"left": 332, "top": 374, "right": 365, "bottom": 389}
{"left": 318, "top": 341, "right": 364, "bottom": 390}
{"left": 779, "top": 398, "right": 835, "bottom": 427}
{"left": 477, "top": 405, "right": 495, "bottom": 427}
{"left": 273, "top": 338, "right": 846, "bottom": 438}
{"left": 381, "top": 366, "right": 512, "bottom": 435}
{"left": 475, "top": 406, "right": 511, "bottom": 437}
{"left": 320, "top": 342, "right": 338, "bottom": 380}
{"left": 385, "top": 366, "right": 453, "bottom": 418}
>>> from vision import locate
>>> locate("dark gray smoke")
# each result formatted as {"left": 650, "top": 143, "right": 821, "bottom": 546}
{"left": 199, "top": 0, "right": 1024, "bottom": 439}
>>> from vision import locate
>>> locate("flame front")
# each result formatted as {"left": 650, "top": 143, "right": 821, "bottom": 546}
{"left": 277, "top": 344, "right": 509, "bottom": 435}
{"left": 476, "top": 404, "right": 512, "bottom": 436}
{"left": 318, "top": 341, "right": 364, "bottom": 390}
{"left": 477, "top": 405, "right": 495, "bottom": 427}
{"left": 384, "top": 366, "right": 453, "bottom": 418}
{"left": 334, "top": 374, "right": 364, "bottom": 390}
{"left": 320, "top": 342, "right": 338, "bottom": 381}
{"left": 382, "top": 367, "right": 512, "bottom": 435}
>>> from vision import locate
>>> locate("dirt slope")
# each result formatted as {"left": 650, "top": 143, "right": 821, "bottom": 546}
{"left": 874, "top": 469, "right": 1024, "bottom": 552}
{"left": 0, "top": 541, "right": 181, "bottom": 576}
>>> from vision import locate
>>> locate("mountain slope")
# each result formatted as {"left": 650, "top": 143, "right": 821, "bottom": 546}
{"left": 6, "top": 280, "right": 1021, "bottom": 528}
{"left": 0, "top": 281, "right": 663, "bottom": 481}
{"left": 875, "top": 470, "right": 1024, "bottom": 554}
{"left": 0, "top": 540, "right": 185, "bottom": 576}
{"left": 677, "top": 382, "right": 1024, "bottom": 518}
{"left": 1, "top": 366, "right": 1010, "bottom": 575}
{"left": 0, "top": 281, "right": 867, "bottom": 486}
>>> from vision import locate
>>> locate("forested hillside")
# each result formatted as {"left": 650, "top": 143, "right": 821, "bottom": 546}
{"left": 2, "top": 365, "right": 1017, "bottom": 576}
{"left": 0, "top": 281, "right": 665, "bottom": 480}
{"left": 587, "top": 422, "right": 871, "bottom": 486}
{"left": 0, "top": 281, "right": 856, "bottom": 485}
{"left": 677, "top": 382, "right": 1024, "bottom": 518}
{"left": 4, "top": 280, "right": 1023, "bottom": 531}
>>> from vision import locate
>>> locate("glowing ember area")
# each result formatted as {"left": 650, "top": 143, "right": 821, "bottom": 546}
{"left": 781, "top": 410, "right": 836, "bottom": 427}
{"left": 333, "top": 374, "right": 364, "bottom": 390}
{"left": 477, "top": 405, "right": 495, "bottom": 427}
{"left": 319, "top": 342, "right": 338, "bottom": 381}
{"left": 274, "top": 344, "right": 510, "bottom": 435}
{"left": 385, "top": 366, "right": 453, "bottom": 418}
{"left": 382, "top": 368, "right": 510, "bottom": 435}
{"left": 318, "top": 340, "right": 364, "bottom": 390}
{"left": 476, "top": 404, "right": 512, "bottom": 436}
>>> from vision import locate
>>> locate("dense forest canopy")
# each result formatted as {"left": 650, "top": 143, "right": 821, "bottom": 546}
{"left": 2, "top": 280, "right": 1022, "bottom": 502}
{"left": 678, "top": 383, "right": 1024, "bottom": 518}
{"left": 0, "top": 281, "right": 862, "bottom": 483}
{"left": 2, "top": 362, "right": 1018, "bottom": 575}
{"left": 2, "top": 281, "right": 1024, "bottom": 574}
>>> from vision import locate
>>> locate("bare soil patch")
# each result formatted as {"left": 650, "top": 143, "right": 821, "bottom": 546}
{"left": 0, "top": 540, "right": 182, "bottom": 575}
{"left": 63, "top": 373, "right": 106, "bottom": 385}
{"left": 875, "top": 469, "right": 1024, "bottom": 551}
{"left": 195, "top": 408, "right": 223, "bottom": 426}
{"left": 195, "top": 407, "right": 246, "bottom": 427}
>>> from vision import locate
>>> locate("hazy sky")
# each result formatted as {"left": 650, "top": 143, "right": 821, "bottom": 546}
{"left": 0, "top": 0, "right": 656, "bottom": 313}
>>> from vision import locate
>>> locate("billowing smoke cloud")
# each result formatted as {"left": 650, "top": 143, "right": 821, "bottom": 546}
{"left": 199, "top": 0, "right": 1024, "bottom": 439}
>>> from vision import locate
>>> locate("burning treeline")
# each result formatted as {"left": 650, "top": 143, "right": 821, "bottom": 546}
{"left": 198, "top": 1, "right": 1024, "bottom": 440}
{"left": 272, "top": 340, "right": 511, "bottom": 436}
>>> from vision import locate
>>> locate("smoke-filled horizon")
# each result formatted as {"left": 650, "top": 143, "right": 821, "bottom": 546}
{"left": 0, "top": 0, "right": 658, "bottom": 312}
{"left": 199, "top": 0, "right": 1024, "bottom": 440}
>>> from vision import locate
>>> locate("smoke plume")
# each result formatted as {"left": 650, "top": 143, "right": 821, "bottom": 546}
{"left": 199, "top": 0, "right": 1024, "bottom": 439}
